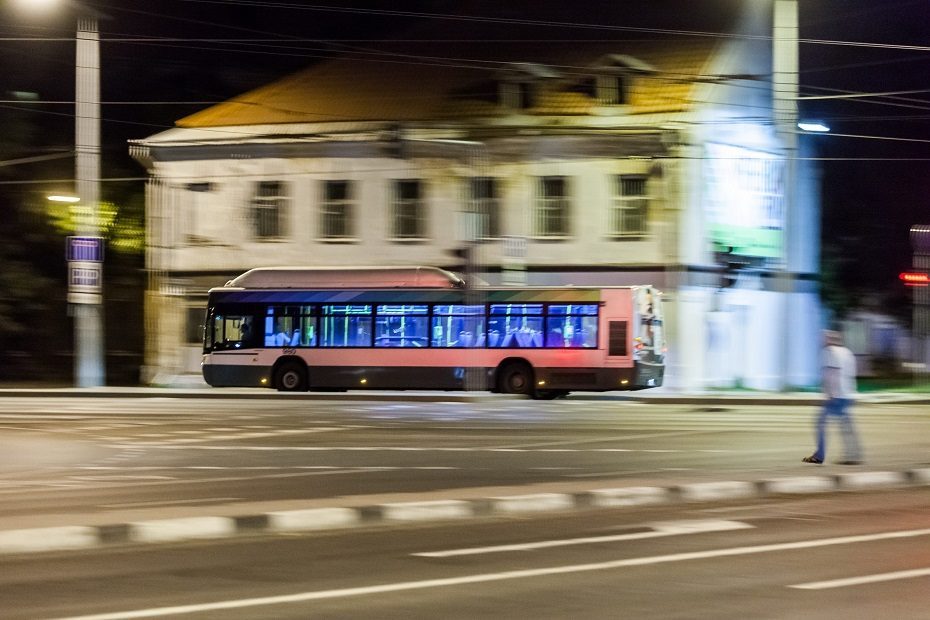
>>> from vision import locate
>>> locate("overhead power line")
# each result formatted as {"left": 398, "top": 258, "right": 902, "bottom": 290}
{"left": 799, "top": 89, "right": 930, "bottom": 101}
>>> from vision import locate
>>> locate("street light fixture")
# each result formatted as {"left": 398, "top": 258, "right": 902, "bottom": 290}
{"left": 798, "top": 121, "right": 830, "bottom": 133}
{"left": 14, "top": 0, "right": 106, "bottom": 387}
{"left": 47, "top": 194, "right": 81, "bottom": 203}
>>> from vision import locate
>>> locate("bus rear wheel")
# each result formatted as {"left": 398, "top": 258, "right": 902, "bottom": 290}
{"left": 498, "top": 362, "right": 535, "bottom": 396}
{"left": 274, "top": 361, "right": 308, "bottom": 391}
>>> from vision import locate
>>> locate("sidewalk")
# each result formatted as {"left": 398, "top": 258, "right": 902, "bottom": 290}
{"left": 1, "top": 383, "right": 929, "bottom": 405}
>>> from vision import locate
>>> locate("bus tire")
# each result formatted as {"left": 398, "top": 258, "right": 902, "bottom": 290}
{"left": 497, "top": 362, "right": 535, "bottom": 396}
{"left": 274, "top": 361, "right": 308, "bottom": 392}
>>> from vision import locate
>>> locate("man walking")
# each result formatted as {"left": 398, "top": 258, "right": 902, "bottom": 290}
{"left": 803, "top": 330, "right": 863, "bottom": 465}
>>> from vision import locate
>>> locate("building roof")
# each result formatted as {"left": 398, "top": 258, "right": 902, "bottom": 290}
{"left": 177, "top": 38, "right": 720, "bottom": 129}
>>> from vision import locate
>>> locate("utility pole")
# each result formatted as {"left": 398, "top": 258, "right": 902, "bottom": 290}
{"left": 73, "top": 11, "right": 106, "bottom": 386}
{"left": 773, "top": 0, "right": 799, "bottom": 390}
{"left": 909, "top": 225, "right": 930, "bottom": 384}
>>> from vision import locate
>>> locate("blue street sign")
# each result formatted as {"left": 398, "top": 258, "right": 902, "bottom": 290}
{"left": 66, "top": 236, "right": 104, "bottom": 262}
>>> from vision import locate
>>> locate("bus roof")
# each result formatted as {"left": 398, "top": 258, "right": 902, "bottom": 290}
{"left": 225, "top": 266, "right": 465, "bottom": 290}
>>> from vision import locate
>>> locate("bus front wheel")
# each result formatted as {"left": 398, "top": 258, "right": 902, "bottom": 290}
{"left": 497, "top": 362, "right": 535, "bottom": 397}
{"left": 274, "top": 361, "right": 308, "bottom": 391}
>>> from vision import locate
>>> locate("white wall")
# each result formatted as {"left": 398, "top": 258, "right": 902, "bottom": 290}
{"left": 150, "top": 155, "right": 667, "bottom": 273}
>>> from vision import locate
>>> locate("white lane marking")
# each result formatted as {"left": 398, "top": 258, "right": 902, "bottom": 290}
{"left": 111, "top": 444, "right": 724, "bottom": 453}
{"left": 76, "top": 466, "right": 458, "bottom": 472}
{"left": 71, "top": 476, "right": 175, "bottom": 482}
{"left": 47, "top": 527, "right": 930, "bottom": 620}
{"left": 790, "top": 567, "right": 930, "bottom": 590}
{"left": 101, "top": 498, "right": 243, "bottom": 509}
{"left": 414, "top": 519, "right": 753, "bottom": 557}
{"left": 152, "top": 428, "right": 349, "bottom": 444}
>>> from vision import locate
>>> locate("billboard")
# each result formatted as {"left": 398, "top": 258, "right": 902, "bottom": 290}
{"left": 704, "top": 143, "right": 785, "bottom": 260}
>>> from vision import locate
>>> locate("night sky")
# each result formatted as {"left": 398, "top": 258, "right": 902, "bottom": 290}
{"left": 1, "top": 0, "right": 928, "bottom": 306}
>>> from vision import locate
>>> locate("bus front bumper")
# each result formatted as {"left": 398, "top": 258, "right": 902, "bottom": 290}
{"left": 203, "top": 364, "right": 272, "bottom": 388}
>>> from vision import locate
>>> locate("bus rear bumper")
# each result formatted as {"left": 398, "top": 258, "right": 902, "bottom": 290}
{"left": 633, "top": 360, "right": 665, "bottom": 389}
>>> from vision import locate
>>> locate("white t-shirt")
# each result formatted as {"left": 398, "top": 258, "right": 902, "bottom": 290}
{"left": 822, "top": 345, "right": 857, "bottom": 399}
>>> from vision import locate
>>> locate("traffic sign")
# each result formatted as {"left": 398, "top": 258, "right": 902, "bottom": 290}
{"left": 66, "top": 236, "right": 104, "bottom": 262}
{"left": 67, "top": 261, "right": 102, "bottom": 305}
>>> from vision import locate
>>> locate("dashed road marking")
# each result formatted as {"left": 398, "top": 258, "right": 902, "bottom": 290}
{"left": 414, "top": 519, "right": 753, "bottom": 557}
{"left": 790, "top": 567, "right": 930, "bottom": 590}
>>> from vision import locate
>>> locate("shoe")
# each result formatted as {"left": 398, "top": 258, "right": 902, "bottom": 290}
{"left": 837, "top": 460, "right": 862, "bottom": 465}
{"left": 802, "top": 455, "right": 823, "bottom": 464}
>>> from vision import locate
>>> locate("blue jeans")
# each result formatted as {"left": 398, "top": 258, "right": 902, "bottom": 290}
{"left": 813, "top": 397, "right": 862, "bottom": 462}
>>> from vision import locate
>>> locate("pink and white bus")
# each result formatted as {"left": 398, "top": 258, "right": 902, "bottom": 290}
{"left": 202, "top": 266, "right": 664, "bottom": 398}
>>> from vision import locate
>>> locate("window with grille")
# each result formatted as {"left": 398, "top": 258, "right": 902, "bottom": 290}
{"left": 535, "top": 176, "right": 570, "bottom": 237}
{"left": 320, "top": 180, "right": 355, "bottom": 240}
{"left": 469, "top": 177, "right": 500, "bottom": 239}
{"left": 610, "top": 175, "right": 648, "bottom": 238}
{"left": 391, "top": 180, "right": 426, "bottom": 240}
{"left": 500, "top": 81, "right": 535, "bottom": 109}
{"left": 596, "top": 74, "right": 628, "bottom": 105}
{"left": 251, "top": 181, "right": 287, "bottom": 239}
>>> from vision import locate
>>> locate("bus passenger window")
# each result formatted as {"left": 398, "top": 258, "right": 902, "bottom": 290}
{"left": 430, "top": 305, "right": 483, "bottom": 348}
{"left": 545, "top": 304, "right": 598, "bottom": 348}
{"left": 376, "top": 304, "right": 429, "bottom": 348}
{"left": 321, "top": 305, "right": 373, "bottom": 347}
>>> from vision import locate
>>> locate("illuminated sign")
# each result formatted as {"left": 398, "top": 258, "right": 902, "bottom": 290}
{"left": 900, "top": 272, "right": 930, "bottom": 286}
{"left": 704, "top": 143, "right": 785, "bottom": 260}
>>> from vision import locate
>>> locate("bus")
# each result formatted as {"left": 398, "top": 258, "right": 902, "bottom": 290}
{"left": 201, "top": 266, "right": 665, "bottom": 398}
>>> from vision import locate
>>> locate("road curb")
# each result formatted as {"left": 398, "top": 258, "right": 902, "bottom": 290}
{"left": 1, "top": 387, "right": 928, "bottom": 406}
{"left": 1, "top": 467, "right": 928, "bottom": 557}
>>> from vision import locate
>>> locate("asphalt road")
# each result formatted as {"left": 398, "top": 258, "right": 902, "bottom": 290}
{"left": 0, "top": 396, "right": 928, "bottom": 618}
{"left": 2, "top": 489, "right": 928, "bottom": 619}
{"left": 0, "top": 396, "right": 928, "bottom": 525}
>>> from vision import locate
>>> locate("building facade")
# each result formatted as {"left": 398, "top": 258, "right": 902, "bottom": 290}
{"left": 131, "top": 3, "right": 823, "bottom": 390}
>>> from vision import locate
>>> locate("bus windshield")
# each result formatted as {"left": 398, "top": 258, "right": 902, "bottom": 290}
{"left": 634, "top": 287, "right": 664, "bottom": 364}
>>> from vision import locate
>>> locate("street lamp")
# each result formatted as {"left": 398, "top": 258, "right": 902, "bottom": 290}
{"left": 15, "top": 0, "right": 106, "bottom": 386}
{"left": 797, "top": 121, "right": 830, "bottom": 133}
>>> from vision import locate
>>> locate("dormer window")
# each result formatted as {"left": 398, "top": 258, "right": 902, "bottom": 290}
{"left": 581, "top": 54, "right": 658, "bottom": 107}
{"left": 496, "top": 62, "right": 560, "bottom": 111}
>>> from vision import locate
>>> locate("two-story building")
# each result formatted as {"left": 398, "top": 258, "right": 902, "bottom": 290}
{"left": 130, "top": 2, "right": 823, "bottom": 390}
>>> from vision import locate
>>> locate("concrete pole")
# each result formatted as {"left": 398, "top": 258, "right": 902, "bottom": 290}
{"left": 74, "top": 15, "right": 105, "bottom": 386}
{"left": 773, "top": 0, "right": 799, "bottom": 390}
